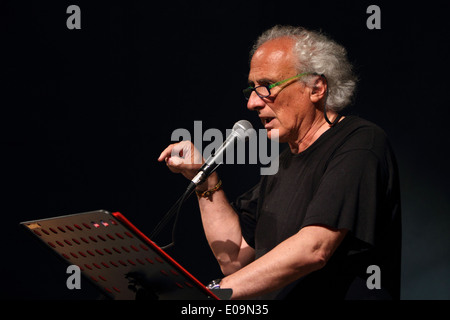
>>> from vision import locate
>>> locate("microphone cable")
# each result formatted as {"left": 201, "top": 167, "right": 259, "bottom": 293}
{"left": 149, "top": 182, "right": 196, "bottom": 250}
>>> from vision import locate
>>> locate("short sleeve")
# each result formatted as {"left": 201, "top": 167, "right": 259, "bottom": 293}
{"left": 231, "top": 183, "right": 261, "bottom": 248}
{"left": 301, "top": 149, "right": 386, "bottom": 248}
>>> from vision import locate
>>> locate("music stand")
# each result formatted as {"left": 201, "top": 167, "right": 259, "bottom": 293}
{"left": 20, "top": 210, "right": 231, "bottom": 300}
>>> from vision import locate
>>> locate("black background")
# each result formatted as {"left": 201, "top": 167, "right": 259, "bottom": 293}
{"left": 2, "top": 0, "right": 449, "bottom": 301}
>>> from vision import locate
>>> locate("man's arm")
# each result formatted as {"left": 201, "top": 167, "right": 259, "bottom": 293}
{"left": 158, "top": 141, "right": 255, "bottom": 274}
{"left": 219, "top": 225, "right": 348, "bottom": 299}
{"left": 196, "top": 172, "right": 255, "bottom": 275}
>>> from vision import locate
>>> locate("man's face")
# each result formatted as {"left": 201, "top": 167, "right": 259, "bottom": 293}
{"left": 247, "top": 37, "right": 316, "bottom": 143}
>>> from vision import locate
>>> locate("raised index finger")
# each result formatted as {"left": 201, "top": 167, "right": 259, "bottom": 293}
{"left": 158, "top": 143, "right": 176, "bottom": 162}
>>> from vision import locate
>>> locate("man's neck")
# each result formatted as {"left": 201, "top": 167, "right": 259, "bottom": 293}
{"left": 288, "top": 111, "right": 342, "bottom": 154}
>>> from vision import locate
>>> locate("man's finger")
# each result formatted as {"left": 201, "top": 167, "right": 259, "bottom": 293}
{"left": 158, "top": 144, "right": 175, "bottom": 162}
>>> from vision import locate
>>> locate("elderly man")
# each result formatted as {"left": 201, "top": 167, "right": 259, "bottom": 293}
{"left": 158, "top": 25, "right": 401, "bottom": 300}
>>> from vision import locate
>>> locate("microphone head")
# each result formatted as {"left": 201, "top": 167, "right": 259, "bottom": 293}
{"left": 233, "top": 120, "right": 253, "bottom": 141}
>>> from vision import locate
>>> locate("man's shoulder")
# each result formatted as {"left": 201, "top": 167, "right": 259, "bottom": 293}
{"left": 341, "top": 115, "right": 387, "bottom": 136}
{"left": 336, "top": 116, "right": 390, "bottom": 153}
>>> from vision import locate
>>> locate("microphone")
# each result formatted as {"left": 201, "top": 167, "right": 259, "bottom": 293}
{"left": 191, "top": 120, "right": 253, "bottom": 186}
{"left": 150, "top": 120, "right": 253, "bottom": 246}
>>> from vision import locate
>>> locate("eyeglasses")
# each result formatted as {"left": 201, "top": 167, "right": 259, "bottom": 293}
{"left": 243, "top": 72, "right": 318, "bottom": 100}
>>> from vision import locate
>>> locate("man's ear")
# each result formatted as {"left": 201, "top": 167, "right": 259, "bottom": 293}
{"left": 310, "top": 77, "right": 327, "bottom": 103}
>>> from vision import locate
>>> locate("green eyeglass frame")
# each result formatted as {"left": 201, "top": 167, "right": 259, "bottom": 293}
{"left": 243, "top": 72, "right": 318, "bottom": 100}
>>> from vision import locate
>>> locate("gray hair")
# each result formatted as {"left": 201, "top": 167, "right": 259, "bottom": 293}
{"left": 250, "top": 25, "right": 357, "bottom": 112}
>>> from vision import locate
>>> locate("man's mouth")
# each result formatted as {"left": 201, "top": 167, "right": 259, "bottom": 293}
{"left": 261, "top": 117, "right": 275, "bottom": 126}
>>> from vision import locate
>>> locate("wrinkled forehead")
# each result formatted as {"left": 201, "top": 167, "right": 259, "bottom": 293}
{"left": 249, "top": 37, "right": 297, "bottom": 82}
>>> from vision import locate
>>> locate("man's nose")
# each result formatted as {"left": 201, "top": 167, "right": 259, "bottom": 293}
{"left": 246, "top": 91, "right": 266, "bottom": 112}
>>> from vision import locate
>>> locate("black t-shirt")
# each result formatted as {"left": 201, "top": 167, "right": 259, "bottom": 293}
{"left": 232, "top": 116, "right": 401, "bottom": 300}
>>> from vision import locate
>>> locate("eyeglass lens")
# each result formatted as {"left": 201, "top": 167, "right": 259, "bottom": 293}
{"left": 243, "top": 86, "right": 270, "bottom": 100}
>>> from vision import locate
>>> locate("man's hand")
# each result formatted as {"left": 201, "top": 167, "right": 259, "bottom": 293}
{"left": 158, "top": 141, "right": 204, "bottom": 181}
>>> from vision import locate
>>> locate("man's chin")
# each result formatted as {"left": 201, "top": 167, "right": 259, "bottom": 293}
{"left": 266, "top": 128, "right": 282, "bottom": 142}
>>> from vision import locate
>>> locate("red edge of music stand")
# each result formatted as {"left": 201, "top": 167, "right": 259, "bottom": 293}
{"left": 111, "top": 211, "right": 220, "bottom": 300}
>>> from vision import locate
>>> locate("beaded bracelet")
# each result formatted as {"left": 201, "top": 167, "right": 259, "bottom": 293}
{"left": 195, "top": 180, "right": 223, "bottom": 198}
